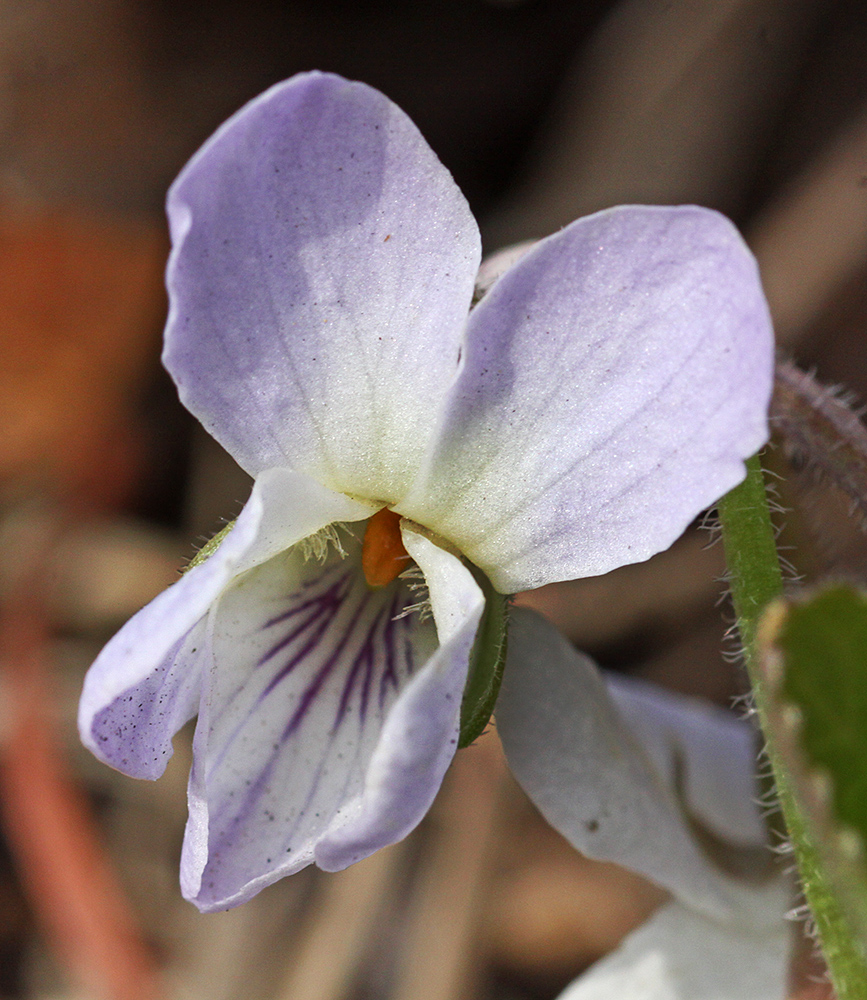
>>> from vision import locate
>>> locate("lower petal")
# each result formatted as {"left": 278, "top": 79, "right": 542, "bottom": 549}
{"left": 181, "top": 527, "right": 482, "bottom": 911}
{"left": 315, "top": 524, "right": 484, "bottom": 869}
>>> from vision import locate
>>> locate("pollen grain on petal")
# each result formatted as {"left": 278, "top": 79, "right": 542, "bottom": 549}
{"left": 362, "top": 508, "right": 409, "bottom": 588}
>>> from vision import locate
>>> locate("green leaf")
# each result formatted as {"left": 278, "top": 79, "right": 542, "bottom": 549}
{"left": 721, "top": 457, "right": 867, "bottom": 995}
{"left": 758, "top": 585, "right": 867, "bottom": 954}
{"left": 458, "top": 567, "right": 509, "bottom": 748}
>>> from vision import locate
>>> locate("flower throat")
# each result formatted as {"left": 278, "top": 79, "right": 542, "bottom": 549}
{"left": 362, "top": 508, "right": 408, "bottom": 588}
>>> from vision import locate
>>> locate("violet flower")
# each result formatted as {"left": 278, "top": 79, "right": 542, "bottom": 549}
{"left": 79, "top": 71, "right": 773, "bottom": 911}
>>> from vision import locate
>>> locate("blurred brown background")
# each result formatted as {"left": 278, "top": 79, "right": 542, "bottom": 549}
{"left": 1, "top": 1, "right": 867, "bottom": 997}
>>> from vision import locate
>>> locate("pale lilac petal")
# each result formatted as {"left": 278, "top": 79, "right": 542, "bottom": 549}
{"left": 605, "top": 673, "right": 766, "bottom": 847}
{"left": 83, "top": 621, "right": 208, "bottom": 781}
{"left": 473, "top": 239, "right": 537, "bottom": 301}
{"left": 233, "top": 466, "right": 377, "bottom": 575}
{"left": 315, "top": 525, "right": 483, "bottom": 870}
{"left": 496, "top": 609, "right": 772, "bottom": 923}
{"left": 180, "top": 528, "right": 481, "bottom": 911}
{"left": 401, "top": 205, "right": 773, "bottom": 592}
{"left": 78, "top": 488, "right": 263, "bottom": 779}
{"left": 78, "top": 468, "right": 371, "bottom": 779}
{"left": 556, "top": 897, "right": 790, "bottom": 1000}
{"left": 165, "top": 71, "right": 480, "bottom": 499}
{"left": 400, "top": 524, "right": 486, "bottom": 645}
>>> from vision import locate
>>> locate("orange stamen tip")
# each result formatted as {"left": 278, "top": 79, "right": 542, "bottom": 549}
{"left": 362, "top": 508, "right": 408, "bottom": 588}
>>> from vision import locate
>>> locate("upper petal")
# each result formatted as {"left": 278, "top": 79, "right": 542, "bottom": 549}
{"left": 181, "top": 524, "right": 482, "bottom": 910}
{"left": 401, "top": 205, "right": 773, "bottom": 592}
{"left": 79, "top": 467, "right": 372, "bottom": 778}
{"left": 496, "top": 609, "right": 773, "bottom": 924}
{"left": 164, "top": 71, "right": 481, "bottom": 497}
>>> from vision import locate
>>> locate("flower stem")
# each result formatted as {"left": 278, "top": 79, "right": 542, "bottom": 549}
{"left": 718, "top": 454, "right": 867, "bottom": 998}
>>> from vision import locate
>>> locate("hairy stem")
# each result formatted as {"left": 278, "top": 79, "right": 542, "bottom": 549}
{"left": 718, "top": 454, "right": 867, "bottom": 999}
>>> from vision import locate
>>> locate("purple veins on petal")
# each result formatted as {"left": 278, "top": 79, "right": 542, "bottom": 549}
{"left": 187, "top": 536, "right": 441, "bottom": 905}
{"left": 335, "top": 588, "right": 412, "bottom": 729}
{"left": 258, "top": 567, "right": 354, "bottom": 674}
{"left": 260, "top": 566, "right": 353, "bottom": 633}
{"left": 255, "top": 565, "right": 418, "bottom": 739}
{"left": 270, "top": 573, "right": 413, "bottom": 740}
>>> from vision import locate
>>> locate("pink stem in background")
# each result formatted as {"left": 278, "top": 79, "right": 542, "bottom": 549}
{"left": 0, "top": 526, "right": 164, "bottom": 1000}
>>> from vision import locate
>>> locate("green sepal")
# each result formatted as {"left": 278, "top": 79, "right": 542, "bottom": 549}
{"left": 458, "top": 567, "right": 510, "bottom": 748}
{"left": 184, "top": 520, "right": 236, "bottom": 573}
{"left": 758, "top": 585, "right": 867, "bottom": 952}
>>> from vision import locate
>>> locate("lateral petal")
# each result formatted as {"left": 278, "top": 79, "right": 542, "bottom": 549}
{"left": 181, "top": 529, "right": 481, "bottom": 911}
{"left": 496, "top": 609, "right": 773, "bottom": 923}
{"left": 79, "top": 467, "right": 370, "bottom": 779}
{"left": 402, "top": 205, "right": 773, "bottom": 592}
{"left": 165, "top": 71, "right": 480, "bottom": 498}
